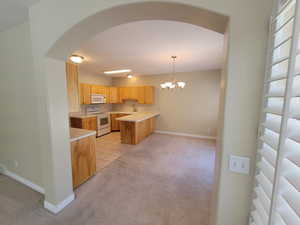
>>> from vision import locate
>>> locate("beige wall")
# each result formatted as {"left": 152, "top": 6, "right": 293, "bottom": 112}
{"left": 112, "top": 70, "right": 220, "bottom": 137}
{"left": 27, "top": 0, "right": 273, "bottom": 221}
{"left": 0, "top": 22, "right": 43, "bottom": 187}
{"left": 78, "top": 68, "right": 112, "bottom": 85}
{"left": 78, "top": 68, "right": 113, "bottom": 113}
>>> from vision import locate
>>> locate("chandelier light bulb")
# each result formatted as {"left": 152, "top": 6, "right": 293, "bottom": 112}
{"left": 177, "top": 82, "right": 186, "bottom": 88}
{"left": 160, "top": 83, "right": 167, "bottom": 89}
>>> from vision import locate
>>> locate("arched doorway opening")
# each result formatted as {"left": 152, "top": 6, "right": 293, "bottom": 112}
{"left": 38, "top": 1, "right": 229, "bottom": 224}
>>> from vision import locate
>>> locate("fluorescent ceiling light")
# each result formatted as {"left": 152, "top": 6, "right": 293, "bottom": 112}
{"left": 70, "top": 55, "right": 84, "bottom": 64}
{"left": 104, "top": 69, "right": 131, "bottom": 74}
{"left": 127, "top": 74, "right": 133, "bottom": 79}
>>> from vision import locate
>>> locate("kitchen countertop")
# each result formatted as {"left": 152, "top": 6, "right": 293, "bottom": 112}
{"left": 69, "top": 112, "right": 98, "bottom": 119}
{"left": 70, "top": 128, "right": 97, "bottom": 142}
{"left": 109, "top": 112, "right": 136, "bottom": 115}
{"left": 116, "top": 112, "right": 160, "bottom": 122}
{"left": 69, "top": 111, "right": 137, "bottom": 118}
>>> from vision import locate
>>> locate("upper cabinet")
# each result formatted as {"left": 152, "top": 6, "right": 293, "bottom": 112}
{"left": 109, "top": 87, "right": 120, "bottom": 104}
{"left": 144, "top": 86, "right": 154, "bottom": 104}
{"left": 80, "top": 83, "right": 92, "bottom": 105}
{"left": 119, "top": 86, "right": 153, "bottom": 104}
{"left": 80, "top": 83, "right": 154, "bottom": 105}
{"left": 91, "top": 85, "right": 109, "bottom": 97}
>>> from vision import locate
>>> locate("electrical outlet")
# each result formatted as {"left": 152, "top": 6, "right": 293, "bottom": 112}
{"left": 229, "top": 155, "right": 250, "bottom": 174}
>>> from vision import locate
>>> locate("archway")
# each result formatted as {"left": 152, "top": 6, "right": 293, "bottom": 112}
{"left": 41, "top": 2, "right": 228, "bottom": 222}
{"left": 29, "top": 1, "right": 271, "bottom": 225}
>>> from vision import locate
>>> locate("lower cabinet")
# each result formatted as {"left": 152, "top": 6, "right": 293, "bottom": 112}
{"left": 70, "top": 117, "right": 97, "bottom": 131}
{"left": 110, "top": 113, "right": 131, "bottom": 131}
{"left": 70, "top": 135, "right": 96, "bottom": 189}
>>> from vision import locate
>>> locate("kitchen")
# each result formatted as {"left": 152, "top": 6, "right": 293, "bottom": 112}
{"left": 67, "top": 62, "right": 160, "bottom": 188}
{"left": 65, "top": 20, "right": 221, "bottom": 190}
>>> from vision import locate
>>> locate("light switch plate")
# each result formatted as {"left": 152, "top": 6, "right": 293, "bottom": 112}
{"left": 229, "top": 155, "right": 250, "bottom": 174}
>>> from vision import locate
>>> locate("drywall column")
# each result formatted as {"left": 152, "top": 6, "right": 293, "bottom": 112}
{"left": 44, "top": 57, "right": 74, "bottom": 210}
{"left": 37, "top": 57, "right": 74, "bottom": 212}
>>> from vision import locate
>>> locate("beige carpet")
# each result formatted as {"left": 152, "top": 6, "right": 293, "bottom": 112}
{"left": 0, "top": 133, "right": 216, "bottom": 225}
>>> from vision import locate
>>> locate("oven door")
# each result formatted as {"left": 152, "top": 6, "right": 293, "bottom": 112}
{"left": 99, "top": 117, "right": 109, "bottom": 127}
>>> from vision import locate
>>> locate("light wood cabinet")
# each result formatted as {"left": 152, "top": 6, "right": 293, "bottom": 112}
{"left": 79, "top": 83, "right": 154, "bottom": 105}
{"left": 110, "top": 113, "right": 131, "bottom": 131}
{"left": 70, "top": 117, "right": 97, "bottom": 131}
{"left": 71, "top": 135, "right": 96, "bottom": 189}
{"left": 119, "top": 86, "right": 154, "bottom": 104}
{"left": 80, "top": 83, "right": 92, "bottom": 105}
{"left": 109, "top": 87, "right": 120, "bottom": 103}
{"left": 91, "top": 85, "right": 109, "bottom": 96}
{"left": 137, "top": 86, "right": 145, "bottom": 104}
{"left": 120, "top": 117, "right": 156, "bottom": 145}
{"left": 66, "top": 63, "right": 80, "bottom": 112}
{"left": 144, "top": 86, "right": 154, "bottom": 104}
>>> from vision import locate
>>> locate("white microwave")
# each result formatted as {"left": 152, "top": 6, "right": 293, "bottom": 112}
{"left": 91, "top": 94, "right": 106, "bottom": 104}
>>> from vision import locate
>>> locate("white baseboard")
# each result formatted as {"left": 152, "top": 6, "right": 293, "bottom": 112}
{"left": 44, "top": 193, "right": 75, "bottom": 214}
{"left": 155, "top": 130, "right": 216, "bottom": 140}
{"left": 0, "top": 163, "right": 45, "bottom": 194}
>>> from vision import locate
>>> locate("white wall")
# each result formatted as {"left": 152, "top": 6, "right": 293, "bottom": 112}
{"left": 112, "top": 70, "right": 220, "bottom": 137}
{"left": 0, "top": 22, "right": 43, "bottom": 187}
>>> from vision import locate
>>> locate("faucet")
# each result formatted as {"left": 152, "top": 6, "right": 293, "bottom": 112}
{"left": 132, "top": 103, "right": 138, "bottom": 112}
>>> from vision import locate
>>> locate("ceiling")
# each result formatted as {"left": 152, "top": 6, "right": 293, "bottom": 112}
{"left": 0, "top": 0, "right": 39, "bottom": 32}
{"left": 75, "top": 20, "right": 224, "bottom": 76}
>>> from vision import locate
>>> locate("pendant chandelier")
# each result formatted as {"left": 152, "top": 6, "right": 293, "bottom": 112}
{"left": 160, "top": 56, "right": 186, "bottom": 89}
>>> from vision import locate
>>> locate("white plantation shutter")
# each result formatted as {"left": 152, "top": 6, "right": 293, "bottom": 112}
{"left": 250, "top": 0, "right": 300, "bottom": 225}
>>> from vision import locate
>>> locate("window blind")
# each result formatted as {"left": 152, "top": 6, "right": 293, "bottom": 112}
{"left": 250, "top": 0, "right": 300, "bottom": 225}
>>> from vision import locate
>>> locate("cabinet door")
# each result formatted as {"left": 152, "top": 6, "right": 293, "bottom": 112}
{"left": 129, "top": 87, "right": 137, "bottom": 100}
{"left": 71, "top": 135, "right": 96, "bottom": 189}
{"left": 119, "top": 87, "right": 129, "bottom": 102}
{"left": 82, "top": 117, "right": 97, "bottom": 131}
{"left": 110, "top": 114, "right": 119, "bottom": 131}
{"left": 109, "top": 87, "right": 119, "bottom": 103}
{"left": 144, "top": 86, "right": 154, "bottom": 104}
{"left": 137, "top": 87, "right": 145, "bottom": 104}
{"left": 80, "top": 83, "right": 91, "bottom": 104}
{"left": 91, "top": 85, "right": 106, "bottom": 95}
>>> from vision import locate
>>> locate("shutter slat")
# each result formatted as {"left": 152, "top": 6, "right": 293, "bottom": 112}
{"left": 270, "top": 58, "right": 288, "bottom": 80}
{"left": 289, "top": 97, "right": 300, "bottom": 119}
{"left": 254, "top": 199, "right": 269, "bottom": 225}
{"left": 261, "top": 128, "right": 280, "bottom": 150}
{"left": 281, "top": 158, "right": 300, "bottom": 191}
{"left": 275, "top": 0, "right": 296, "bottom": 30}
{"left": 255, "top": 186, "right": 271, "bottom": 214}
{"left": 260, "top": 144, "right": 277, "bottom": 166}
{"left": 258, "top": 158, "right": 275, "bottom": 182}
{"left": 251, "top": 211, "right": 264, "bottom": 225}
{"left": 263, "top": 113, "right": 282, "bottom": 133}
{"left": 284, "top": 138, "right": 300, "bottom": 166}
{"left": 286, "top": 119, "right": 300, "bottom": 142}
{"left": 256, "top": 173, "right": 273, "bottom": 199}
{"left": 279, "top": 176, "right": 300, "bottom": 218}
{"left": 273, "top": 212, "right": 287, "bottom": 225}
{"left": 277, "top": 195, "right": 300, "bottom": 225}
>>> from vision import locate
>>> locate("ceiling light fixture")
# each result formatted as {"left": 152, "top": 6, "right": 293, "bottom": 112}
{"left": 104, "top": 69, "right": 131, "bottom": 74}
{"left": 127, "top": 74, "right": 133, "bottom": 79}
{"left": 70, "top": 55, "right": 84, "bottom": 64}
{"left": 160, "top": 56, "right": 186, "bottom": 90}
